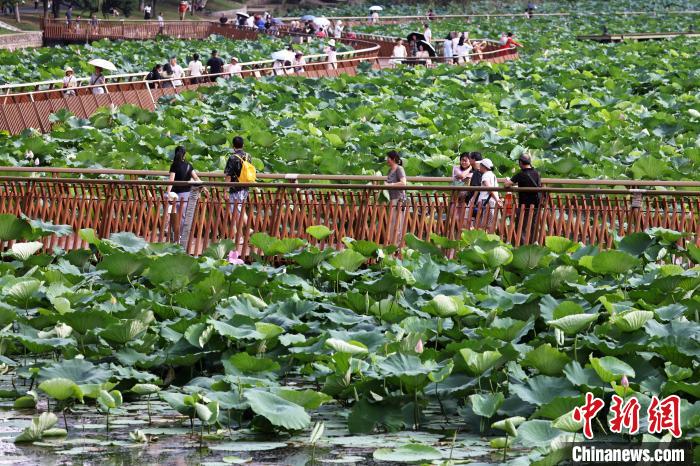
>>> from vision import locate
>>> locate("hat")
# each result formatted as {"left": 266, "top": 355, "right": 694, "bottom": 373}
{"left": 231, "top": 57, "right": 239, "bottom": 62}
{"left": 518, "top": 153, "right": 532, "bottom": 164}
{"left": 481, "top": 158, "right": 494, "bottom": 170}
{"left": 328, "top": 39, "right": 336, "bottom": 46}
{"left": 64, "top": 66, "right": 74, "bottom": 73}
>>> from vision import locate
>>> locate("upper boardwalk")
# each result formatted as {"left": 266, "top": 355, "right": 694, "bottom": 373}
{"left": 0, "top": 19, "right": 517, "bottom": 136}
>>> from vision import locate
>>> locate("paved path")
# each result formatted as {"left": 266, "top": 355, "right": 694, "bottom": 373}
{"left": 0, "top": 19, "right": 22, "bottom": 32}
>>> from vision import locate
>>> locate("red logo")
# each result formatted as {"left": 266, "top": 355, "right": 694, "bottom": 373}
{"left": 573, "top": 392, "right": 605, "bottom": 439}
{"left": 609, "top": 395, "right": 641, "bottom": 435}
{"left": 647, "top": 395, "right": 682, "bottom": 438}
{"left": 573, "top": 393, "right": 683, "bottom": 439}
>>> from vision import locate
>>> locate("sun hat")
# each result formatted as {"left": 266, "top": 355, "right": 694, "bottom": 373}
{"left": 328, "top": 39, "right": 336, "bottom": 46}
{"left": 64, "top": 66, "right": 74, "bottom": 73}
{"left": 231, "top": 57, "right": 239, "bottom": 62}
{"left": 481, "top": 158, "right": 494, "bottom": 170}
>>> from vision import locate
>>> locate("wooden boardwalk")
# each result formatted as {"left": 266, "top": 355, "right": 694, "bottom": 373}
{"left": 577, "top": 31, "right": 700, "bottom": 42}
{"left": 1, "top": 172, "right": 698, "bottom": 256}
{"left": 0, "top": 20, "right": 518, "bottom": 135}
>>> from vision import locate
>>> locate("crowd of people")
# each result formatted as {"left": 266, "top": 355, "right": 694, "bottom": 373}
{"left": 166, "top": 137, "right": 542, "bottom": 244}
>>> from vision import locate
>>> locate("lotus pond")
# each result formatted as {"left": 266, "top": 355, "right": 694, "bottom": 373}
{"left": 2, "top": 6, "right": 699, "bottom": 181}
{"left": 0, "top": 215, "right": 699, "bottom": 464}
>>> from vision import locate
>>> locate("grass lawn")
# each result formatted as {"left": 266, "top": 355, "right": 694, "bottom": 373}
{"left": 0, "top": 15, "right": 42, "bottom": 31}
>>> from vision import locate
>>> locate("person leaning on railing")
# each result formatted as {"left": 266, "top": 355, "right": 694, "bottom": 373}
{"left": 62, "top": 67, "right": 77, "bottom": 96}
{"left": 385, "top": 151, "right": 407, "bottom": 245}
{"left": 146, "top": 64, "right": 163, "bottom": 89}
{"left": 476, "top": 158, "right": 501, "bottom": 228}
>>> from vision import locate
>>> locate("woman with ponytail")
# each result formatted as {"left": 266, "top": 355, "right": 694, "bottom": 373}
{"left": 166, "top": 146, "right": 203, "bottom": 238}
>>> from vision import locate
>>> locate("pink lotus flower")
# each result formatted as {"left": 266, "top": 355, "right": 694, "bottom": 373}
{"left": 621, "top": 375, "right": 629, "bottom": 388}
{"left": 415, "top": 339, "right": 424, "bottom": 354}
{"left": 228, "top": 250, "right": 244, "bottom": 265}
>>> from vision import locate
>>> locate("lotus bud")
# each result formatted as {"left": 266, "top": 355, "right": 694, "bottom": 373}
{"left": 415, "top": 338, "right": 424, "bottom": 354}
{"left": 25, "top": 150, "right": 34, "bottom": 160}
{"left": 621, "top": 375, "right": 629, "bottom": 388}
{"left": 34, "top": 158, "right": 40, "bottom": 166}
{"left": 110, "top": 295, "right": 117, "bottom": 305}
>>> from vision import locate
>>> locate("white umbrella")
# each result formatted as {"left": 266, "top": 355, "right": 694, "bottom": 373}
{"left": 369, "top": 6, "right": 383, "bottom": 11}
{"left": 271, "top": 50, "right": 296, "bottom": 62}
{"left": 236, "top": 12, "right": 249, "bottom": 18}
{"left": 88, "top": 58, "right": 116, "bottom": 71}
{"left": 313, "top": 17, "right": 330, "bottom": 27}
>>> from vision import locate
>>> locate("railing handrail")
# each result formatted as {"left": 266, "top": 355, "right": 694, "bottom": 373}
{"left": 4, "top": 175, "right": 700, "bottom": 196}
{"left": 0, "top": 54, "right": 378, "bottom": 99}
{"left": 0, "top": 32, "right": 379, "bottom": 92}
{"left": 278, "top": 10, "right": 700, "bottom": 21}
{"left": 2, "top": 167, "right": 699, "bottom": 189}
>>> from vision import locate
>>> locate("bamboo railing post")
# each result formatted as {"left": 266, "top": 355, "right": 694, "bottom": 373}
{"left": 96, "top": 183, "right": 116, "bottom": 239}
{"left": 179, "top": 184, "right": 202, "bottom": 251}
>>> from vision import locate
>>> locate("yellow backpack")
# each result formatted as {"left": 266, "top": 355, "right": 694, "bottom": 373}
{"left": 234, "top": 153, "right": 257, "bottom": 183}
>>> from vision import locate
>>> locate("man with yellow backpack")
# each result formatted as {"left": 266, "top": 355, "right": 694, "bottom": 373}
{"left": 224, "top": 136, "right": 257, "bottom": 213}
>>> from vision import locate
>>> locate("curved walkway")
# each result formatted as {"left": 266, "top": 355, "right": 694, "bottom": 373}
{"left": 0, "top": 20, "right": 518, "bottom": 135}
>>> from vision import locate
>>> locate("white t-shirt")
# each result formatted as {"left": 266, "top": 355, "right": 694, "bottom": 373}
{"left": 333, "top": 24, "right": 343, "bottom": 38}
{"left": 245, "top": 16, "right": 254, "bottom": 27}
{"left": 478, "top": 170, "right": 499, "bottom": 204}
{"left": 393, "top": 45, "right": 407, "bottom": 58}
{"left": 62, "top": 75, "right": 77, "bottom": 88}
{"left": 170, "top": 64, "right": 184, "bottom": 85}
{"left": 293, "top": 57, "right": 306, "bottom": 71}
{"left": 188, "top": 60, "right": 203, "bottom": 77}
{"left": 223, "top": 63, "right": 242, "bottom": 76}
{"left": 327, "top": 50, "right": 337, "bottom": 63}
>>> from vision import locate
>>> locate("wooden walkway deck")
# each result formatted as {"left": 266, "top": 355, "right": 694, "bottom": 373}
{"left": 577, "top": 31, "right": 700, "bottom": 42}
{"left": 1, "top": 173, "right": 698, "bottom": 256}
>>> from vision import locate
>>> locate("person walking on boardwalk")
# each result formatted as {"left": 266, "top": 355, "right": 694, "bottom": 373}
{"left": 224, "top": 136, "right": 252, "bottom": 213}
{"left": 476, "top": 158, "right": 501, "bottom": 229}
{"left": 450, "top": 152, "right": 472, "bottom": 229}
{"left": 89, "top": 66, "right": 106, "bottom": 94}
{"left": 206, "top": 50, "right": 224, "bottom": 81}
{"left": 385, "top": 151, "right": 407, "bottom": 245}
{"left": 178, "top": 1, "right": 187, "bottom": 21}
{"left": 165, "top": 145, "right": 203, "bottom": 239}
{"left": 188, "top": 53, "right": 204, "bottom": 84}
{"left": 157, "top": 12, "right": 165, "bottom": 34}
{"left": 423, "top": 23, "right": 432, "bottom": 44}
{"left": 504, "top": 152, "right": 541, "bottom": 241}
{"left": 164, "top": 56, "right": 184, "bottom": 86}
{"left": 443, "top": 33, "right": 453, "bottom": 64}
{"left": 144, "top": 3, "right": 152, "bottom": 20}
{"left": 223, "top": 57, "right": 241, "bottom": 78}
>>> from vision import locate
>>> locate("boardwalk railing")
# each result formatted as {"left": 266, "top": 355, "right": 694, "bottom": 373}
{"left": 3, "top": 167, "right": 700, "bottom": 190}
{"left": 1, "top": 176, "right": 698, "bottom": 256}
